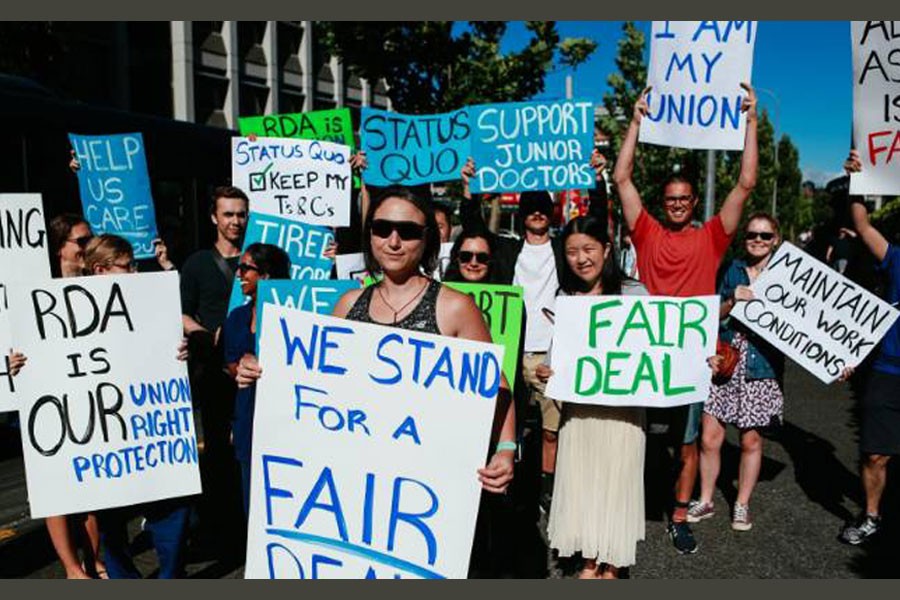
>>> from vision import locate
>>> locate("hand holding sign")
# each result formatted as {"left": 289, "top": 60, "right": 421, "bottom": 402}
{"left": 633, "top": 86, "right": 652, "bottom": 125}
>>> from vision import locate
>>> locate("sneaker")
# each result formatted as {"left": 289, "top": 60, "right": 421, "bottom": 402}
{"left": 840, "top": 513, "right": 881, "bottom": 545}
{"left": 731, "top": 503, "right": 752, "bottom": 531}
{"left": 686, "top": 500, "right": 715, "bottom": 523}
{"left": 667, "top": 521, "right": 698, "bottom": 554}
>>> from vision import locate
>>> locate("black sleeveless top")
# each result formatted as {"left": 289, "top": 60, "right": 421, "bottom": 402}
{"left": 346, "top": 279, "right": 442, "bottom": 335}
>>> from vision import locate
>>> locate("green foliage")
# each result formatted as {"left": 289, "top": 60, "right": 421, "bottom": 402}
{"left": 319, "top": 21, "right": 596, "bottom": 113}
{"left": 872, "top": 196, "right": 900, "bottom": 242}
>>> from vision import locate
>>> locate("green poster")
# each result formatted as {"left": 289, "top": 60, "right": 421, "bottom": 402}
{"left": 445, "top": 282, "right": 524, "bottom": 392}
{"left": 239, "top": 108, "right": 355, "bottom": 147}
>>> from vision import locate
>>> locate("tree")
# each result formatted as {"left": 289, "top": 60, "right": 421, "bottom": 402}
{"left": 319, "top": 22, "right": 597, "bottom": 113}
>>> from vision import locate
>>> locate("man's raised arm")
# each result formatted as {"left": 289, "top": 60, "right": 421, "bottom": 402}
{"left": 718, "top": 83, "right": 758, "bottom": 236}
{"left": 846, "top": 149, "right": 889, "bottom": 262}
{"left": 613, "top": 87, "right": 651, "bottom": 231}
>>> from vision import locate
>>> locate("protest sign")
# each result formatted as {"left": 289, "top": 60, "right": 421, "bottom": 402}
{"left": 0, "top": 310, "right": 13, "bottom": 411}
{"left": 335, "top": 253, "right": 369, "bottom": 282}
{"left": 255, "top": 279, "right": 361, "bottom": 350}
{"left": 850, "top": 21, "right": 900, "bottom": 195}
{"left": 1, "top": 194, "right": 51, "bottom": 411}
{"left": 361, "top": 107, "right": 470, "bottom": 187}
{"left": 545, "top": 295, "right": 720, "bottom": 408}
{"left": 232, "top": 137, "right": 352, "bottom": 227}
{"left": 7, "top": 272, "right": 200, "bottom": 517}
{"left": 445, "top": 283, "right": 523, "bottom": 391}
{"left": 240, "top": 108, "right": 360, "bottom": 189}
{"left": 246, "top": 306, "right": 504, "bottom": 579}
{"left": 732, "top": 242, "right": 900, "bottom": 383}
{"left": 642, "top": 21, "right": 757, "bottom": 150}
{"left": 239, "top": 108, "right": 355, "bottom": 148}
{"left": 68, "top": 133, "right": 159, "bottom": 259}
{"left": 469, "top": 100, "right": 594, "bottom": 193}
{"left": 227, "top": 212, "right": 336, "bottom": 313}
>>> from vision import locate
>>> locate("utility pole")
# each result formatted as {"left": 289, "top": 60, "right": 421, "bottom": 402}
{"left": 704, "top": 150, "right": 716, "bottom": 221}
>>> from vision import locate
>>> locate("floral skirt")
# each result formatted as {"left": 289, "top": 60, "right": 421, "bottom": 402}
{"left": 706, "top": 333, "right": 784, "bottom": 430}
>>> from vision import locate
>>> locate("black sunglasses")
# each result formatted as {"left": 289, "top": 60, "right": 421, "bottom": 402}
{"left": 458, "top": 251, "right": 490, "bottom": 265}
{"left": 370, "top": 219, "right": 426, "bottom": 241}
{"left": 745, "top": 231, "right": 775, "bottom": 241}
{"left": 237, "top": 263, "right": 260, "bottom": 274}
{"left": 68, "top": 235, "right": 92, "bottom": 249}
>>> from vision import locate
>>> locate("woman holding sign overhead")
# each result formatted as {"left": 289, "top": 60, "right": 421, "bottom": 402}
{"left": 535, "top": 215, "right": 647, "bottom": 579}
{"left": 223, "top": 243, "right": 291, "bottom": 518}
{"left": 692, "top": 213, "right": 785, "bottom": 532}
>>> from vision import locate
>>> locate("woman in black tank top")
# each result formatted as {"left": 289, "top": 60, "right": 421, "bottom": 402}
{"left": 333, "top": 186, "right": 516, "bottom": 497}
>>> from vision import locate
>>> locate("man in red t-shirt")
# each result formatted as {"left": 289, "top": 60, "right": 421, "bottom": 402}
{"left": 613, "top": 84, "right": 758, "bottom": 554}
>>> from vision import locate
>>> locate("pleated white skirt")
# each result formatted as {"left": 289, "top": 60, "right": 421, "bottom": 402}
{"left": 547, "top": 403, "right": 646, "bottom": 568}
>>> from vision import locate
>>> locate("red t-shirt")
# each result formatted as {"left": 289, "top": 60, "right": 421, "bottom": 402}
{"left": 631, "top": 209, "right": 733, "bottom": 297}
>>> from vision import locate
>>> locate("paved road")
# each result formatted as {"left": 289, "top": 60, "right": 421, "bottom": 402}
{"left": 0, "top": 360, "right": 896, "bottom": 578}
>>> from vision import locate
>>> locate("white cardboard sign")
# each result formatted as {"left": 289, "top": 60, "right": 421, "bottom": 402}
{"left": 850, "top": 21, "right": 900, "bottom": 195}
{"left": 232, "top": 137, "right": 352, "bottom": 227}
{"left": 642, "top": 20, "right": 757, "bottom": 150}
{"left": 732, "top": 242, "right": 900, "bottom": 383}
{"left": 545, "top": 295, "right": 720, "bottom": 408}
{"left": 245, "top": 305, "right": 505, "bottom": 579}
{"left": 8, "top": 272, "right": 201, "bottom": 517}
{"left": 1, "top": 193, "right": 51, "bottom": 412}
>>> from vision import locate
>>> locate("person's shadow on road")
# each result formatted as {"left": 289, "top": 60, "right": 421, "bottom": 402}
{"left": 772, "top": 421, "right": 861, "bottom": 523}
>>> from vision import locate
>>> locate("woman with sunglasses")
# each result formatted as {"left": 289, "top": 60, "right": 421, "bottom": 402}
{"left": 444, "top": 227, "right": 497, "bottom": 284}
{"left": 444, "top": 228, "right": 527, "bottom": 577}
{"left": 335, "top": 187, "right": 514, "bottom": 495}
{"left": 49, "top": 213, "right": 94, "bottom": 278}
{"left": 690, "top": 213, "right": 785, "bottom": 532}
{"left": 223, "top": 243, "right": 291, "bottom": 517}
{"left": 30, "top": 214, "right": 107, "bottom": 578}
{"left": 534, "top": 215, "right": 647, "bottom": 579}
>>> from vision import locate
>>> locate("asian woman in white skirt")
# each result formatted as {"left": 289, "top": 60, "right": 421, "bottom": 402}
{"left": 536, "top": 216, "right": 647, "bottom": 579}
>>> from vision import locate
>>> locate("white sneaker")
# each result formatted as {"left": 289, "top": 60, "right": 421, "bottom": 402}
{"left": 732, "top": 503, "right": 752, "bottom": 531}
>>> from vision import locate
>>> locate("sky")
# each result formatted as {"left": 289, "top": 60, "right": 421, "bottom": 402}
{"left": 501, "top": 21, "right": 852, "bottom": 187}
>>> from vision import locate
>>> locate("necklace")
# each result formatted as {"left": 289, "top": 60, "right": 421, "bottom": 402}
{"left": 376, "top": 279, "right": 429, "bottom": 324}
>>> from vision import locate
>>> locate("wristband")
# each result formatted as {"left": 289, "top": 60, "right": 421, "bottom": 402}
{"left": 495, "top": 441, "right": 517, "bottom": 453}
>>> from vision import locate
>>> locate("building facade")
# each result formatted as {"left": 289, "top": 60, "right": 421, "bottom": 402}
{"left": 171, "top": 21, "right": 391, "bottom": 130}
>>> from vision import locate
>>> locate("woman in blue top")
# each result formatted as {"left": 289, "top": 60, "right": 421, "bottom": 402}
{"left": 690, "top": 213, "right": 785, "bottom": 532}
{"left": 223, "top": 243, "right": 291, "bottom": 517}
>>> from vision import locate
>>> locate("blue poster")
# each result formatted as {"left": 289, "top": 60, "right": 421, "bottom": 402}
{"left": 227, "top": 212, "right": 336, "bottom": 313}
{"left": 360, "top": 107, "right": 471, "bottom": 187}
{"left": 68, "top": 132, "right": 159, "bottom": 259}
{"left": 468, "top": 100, "right": 595, "bottom": 193}
{"left": 255, "top": 279, "right": 361, "bottom": 352}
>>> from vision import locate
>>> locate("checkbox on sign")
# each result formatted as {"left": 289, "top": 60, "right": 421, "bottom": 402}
{"left": 249, "top": 172, "right": 266, "bottom": 192}
{"left": 249, "top": 162, "right": 274, "bottom": 192}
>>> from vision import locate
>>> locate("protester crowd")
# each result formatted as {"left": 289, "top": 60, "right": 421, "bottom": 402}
{"left": 4, "top": 82, "right": 899, "bottom": 580}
